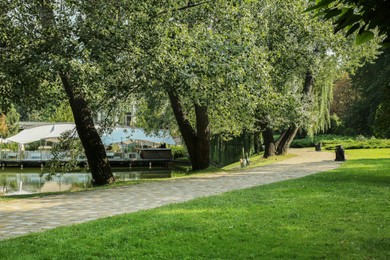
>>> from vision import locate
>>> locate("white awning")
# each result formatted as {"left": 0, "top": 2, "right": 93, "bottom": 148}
{"left": 6, "top": 123, "right": 76, "bottom": 144}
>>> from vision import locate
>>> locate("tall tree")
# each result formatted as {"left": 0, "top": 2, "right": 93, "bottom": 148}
{"left": 347, "top": 48, "right": 390, "bottom": 137}
{"left": 251, "top": 0, "right": 380, "bottom": 157}
{"left": 137, "top": 1, "right": 266, "bottom": 170}
{"left": 0, "top": 0, "right": 140, "bottom": 185}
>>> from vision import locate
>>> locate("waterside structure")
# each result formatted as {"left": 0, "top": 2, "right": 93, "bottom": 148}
{"left": 0, "top": 149, "right": 174, "bottom": 168}
{"left": 1, "top": 123, "right": 176, "bottom": 168}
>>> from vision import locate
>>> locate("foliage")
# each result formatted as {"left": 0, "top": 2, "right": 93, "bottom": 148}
{"left": 330, "top": 73, "right": 358, "bottom": 123}
{"left": 0, "top": 105, "right": 20, "bottom": 138}
{"left": 170, "top": 145, "right": 188, "bottom": 159}
{"left": 0, "top": 149, "right": 389, "bottom": 259}
{"left": 291, "top": 134, "right": 390, "bottom": 150}
{"left": 1, "top": 0, "right": 383, "bottom": 171}
{"left": 346, "top": 48, "right": 390, "bottom": 137}
{"left": 138, "top": 1, "right": 266, "bottom": 137}
{"left": 42, "top": 130, "right": 86, "bottom": 179}
{"left": 134, "top": 0, "right": 379, "bottom": 166}
{"left": 135, "top": 97, "right": 179, "bottom": 136}
{"left": 48, "top": 102, "right": 74, "bottom": 123}
{"left": 252, "top": 0, "right": 379, "bottom": 137}
{"left": 306, "top": 0, "right": 390, "bottom": 47}
{"left": 373, "top": 101, "right": 390, "bottom": 138}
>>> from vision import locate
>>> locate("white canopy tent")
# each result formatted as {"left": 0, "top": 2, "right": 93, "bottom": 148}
{"left": 6, "top": 123, "right": 76, "bottom": 145}
{"left": 6, "top": 124, "right": 175, "bottom": 147}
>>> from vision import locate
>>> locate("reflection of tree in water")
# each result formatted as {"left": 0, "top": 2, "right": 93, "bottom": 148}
{"left": 0, "top": 175, "right": 8, "bottom": 194}
{"left": 21, "top": 174, "right": 47, "bottom": 193}
{"left": 0, "top": 174, "right": 18, "bottom": 193}
{"left": 0, "top": 174, "right": 47, "bottom": 194}
{"left": 67, "top": 174, "right": 93, "bottom": 190}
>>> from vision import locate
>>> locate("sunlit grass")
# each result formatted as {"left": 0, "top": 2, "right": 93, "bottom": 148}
{"left": 1, "top": 149, "right": 389, "bottom": 259}
{"left": 222, "top": 152, "right": 296, "bottom": 171}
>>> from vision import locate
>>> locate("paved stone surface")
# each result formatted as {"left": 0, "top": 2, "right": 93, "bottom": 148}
{"left": 0, "top": 149, "right": 341, "bottom": 241}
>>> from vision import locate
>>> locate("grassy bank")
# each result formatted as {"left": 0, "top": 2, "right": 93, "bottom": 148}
{"left": 0, "top": 149, "right": 389, "bottom": 259}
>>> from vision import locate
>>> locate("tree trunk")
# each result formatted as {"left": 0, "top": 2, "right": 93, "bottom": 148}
{"left": 254, "top": 131, "right": 260, "bottom": 154}
{"left": 273, "top": 70, "right": 314, "bottom": 155}
{"left": 167, "top": 90, "right": 210, "bottom": 170}
{"left": 303, "top": 70, "right": 314, "bottom": 95}
{"left": 59, "top": 72, "right": 114, "bottom": 185}
{"left": 276, "top": 126, "right": 299, "bottom": 155}
{"left": 193, "top": 104, "right": 210, "bottom": 169}
{"left": 262, "top": 127, "right": 276, "bottom": 158}
{"left": 37, "top": 1, "right": 114, "bottom": 185}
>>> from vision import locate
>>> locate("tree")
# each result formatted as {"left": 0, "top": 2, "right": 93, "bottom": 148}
{"left": 251, "top": 0, "right": 380, "bottom": 157}
{"left": 346, "top": 48, "right": 390, "bottom": 137}
{"left": 306, "top": 0, "right": 390, "bottom": 46}
{"left": 330, "top": 73, "right": 357, "bottom": 120}
{"left": 47, "top": 103, "right": 74, "bottom": 123}
{"left": 1, "top": 0, "right": 202, "bottom": 180}
{"left": 137, "top": 1, "right": 266, "bottom": 170}
{"left": 1, "top": 0, "right": 137, "bottom": 185}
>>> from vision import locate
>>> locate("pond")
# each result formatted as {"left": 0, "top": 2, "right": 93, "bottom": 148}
{"left": 0, "top": 168, "right": 176, "bottom": 196}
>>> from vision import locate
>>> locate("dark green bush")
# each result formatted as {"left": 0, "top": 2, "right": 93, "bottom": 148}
{"left": 170, "top": 145, "right": 188, "bottom": 159}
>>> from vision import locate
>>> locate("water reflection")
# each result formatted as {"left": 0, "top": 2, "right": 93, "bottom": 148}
{"left": 0, "top": 170, "right": 172, "bottom": 196}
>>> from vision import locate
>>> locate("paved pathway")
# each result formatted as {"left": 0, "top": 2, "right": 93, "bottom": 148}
{"left": 0, "top": 149, "right": 341, "bottom": 241}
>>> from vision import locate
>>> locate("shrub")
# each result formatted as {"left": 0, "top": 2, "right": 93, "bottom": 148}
{"left": 171, "top": 145, "right": 188, "bottom": 159}
{"left": 291, "top": 134, "right": 390, "bottom": 150}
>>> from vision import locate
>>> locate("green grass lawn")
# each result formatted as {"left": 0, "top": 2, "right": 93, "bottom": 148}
{"left": 0, "top": 149, "right": 389, "bottom": 259}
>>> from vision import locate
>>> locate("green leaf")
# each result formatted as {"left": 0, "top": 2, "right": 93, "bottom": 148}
{"left": 304, "top": 0, "right": 335, "bottom": 12}
{"left": 355, "top": 30, "right": 374, "bottom": 45}
{"left": 381, "top": 37, "right": 390, "bottom": 48}
{"left": 382, "top": 42, "right": 390, "bottom": 49}
{"left": 333, "top": 8, "right": 354, "bottom": 33}
{"left": 344, "top": 15, "right": 363, "bottom": 27}
{"left": 324, "top": 8, "right": 343, "bottom": 20}
{"left": 345, "top": 23, "right": 360, "bottom": 37}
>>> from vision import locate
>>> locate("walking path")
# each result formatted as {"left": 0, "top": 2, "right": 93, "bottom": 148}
{"left": 0, "top": 149, "right": 342, "bottom": 241}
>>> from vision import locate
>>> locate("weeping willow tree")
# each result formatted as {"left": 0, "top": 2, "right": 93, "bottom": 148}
{"left": 248, "top": 0, "right": 381, "bottom": 157}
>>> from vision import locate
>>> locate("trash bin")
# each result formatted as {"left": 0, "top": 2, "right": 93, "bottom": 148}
{"left": 335, "top": 145, "right": 345, "bottom": 161}
{"left": 315, "top": 142, "right": 322, "bottom": 152}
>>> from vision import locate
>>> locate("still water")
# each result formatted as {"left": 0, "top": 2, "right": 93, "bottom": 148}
{"left": 0, "top": 168, "right": 173, "bottom": 196}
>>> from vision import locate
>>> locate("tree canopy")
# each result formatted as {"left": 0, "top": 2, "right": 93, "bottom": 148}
{"left": 1, "top": 0, "right": 383, "bottom": 172}
{"left": 306, "top": 0, "right": 390, "bottom": 46}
